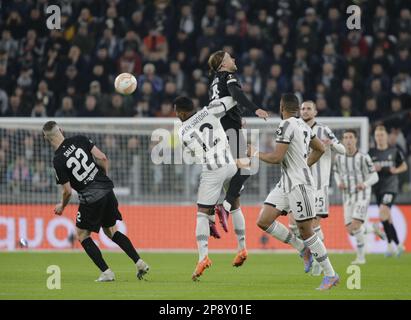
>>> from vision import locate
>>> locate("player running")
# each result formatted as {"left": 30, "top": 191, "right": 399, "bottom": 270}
{"left": 174, "top": 96, "right": 240, "bottom": 281}
{"left": 43, "top": 121, "right": 149, "bottom": 282}
{"left": 370, "top": 125, "right": 407, "bottom": 257}
{"left": 207, "top": 50, "right": 269, "bottom": 266}
{"left": 290, "top": 100, "right": 346, "bottom": 276}
{"left": 248, "top": 93, "right": 339, "bottom": 290}
{"left": 334, "top": 129, "right": 379, "bottom": 265}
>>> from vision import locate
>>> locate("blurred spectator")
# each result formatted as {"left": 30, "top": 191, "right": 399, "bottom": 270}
{"left": 106, "top": 94, "right": 130, "bottom": 117}
{"left": 3, "top": 95, "right": 28, "bottom": 117}
{"left": 155, "top": 101, "right": 176, "bottom": 117}
{"left": 118, "top": 48, "right": 142, "bottom": 76}
{"left": 35, "top": 80, "right": 55, "bottom": 115}
{"left": 7, "top": 156, "right": 32, "bottom": 193}
{"left": 79, "top": 95, "right": 102, "bottom": 117}
{"left": 55, "top": 96, "right": 77, "bottom": 117}
{"left": 31, "top": 100, "right": 47, "bottom": 117}
{"left": 72, "top": 26, "right": 95, "bottom": 57}
{"left": 138, "top": 63, "right": 163, "bottom": 93}
{"left": 0, "top": 29, "right": 19, "bottom": 59}
{"left": 142, "top": 28, "right": 168, "bottom": 71}
{"left": 336, "top": 95, "right": 360, "bottom": 117}
{"left": 31, "top": 160, "right": 52, "bottom": 192}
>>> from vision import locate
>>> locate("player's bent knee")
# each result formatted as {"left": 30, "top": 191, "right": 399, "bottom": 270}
{"left": 103, "top": 226, "right": 116, "bottom": 239}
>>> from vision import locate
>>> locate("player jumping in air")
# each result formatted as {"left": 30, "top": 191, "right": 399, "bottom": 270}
{"left": 207, "top": 50, "right": 269, "bottom": 267}
{"left": 174, "top": 96, "right": 239, "bottom": 281}
{"left": 370, "top": 125, "right": 407, "bottom": 257}
{"left": 43, "top": 121, "right": 149, "bottom": 282}
{"left": 334, "top": 129, "right": 379, "bottom": 265}
{"left": 289, "top": 100, "right": 346, "bottom": 276}
{"left": 248, "top": 94, "right": 340, "bottom": 290}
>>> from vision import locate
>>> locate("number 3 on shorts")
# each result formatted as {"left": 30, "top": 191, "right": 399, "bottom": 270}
{"left": 296, "top": 201, "right": 303, "bottom": 212}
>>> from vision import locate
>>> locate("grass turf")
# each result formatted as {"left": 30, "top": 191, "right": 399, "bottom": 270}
{"left": 0, "top": 252, "right": 410, "bottom": 300}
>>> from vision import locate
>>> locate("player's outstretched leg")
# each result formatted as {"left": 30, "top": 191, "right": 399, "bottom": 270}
{"left": 193, "top": 211, "right": 212, "bottom": 281}
{"left": 230, "top": 201, "right": 247, "bottom": 267}
{"left": 298, "top": 220, "right": 339, "bottom": 290}
{"left": 77, "top": 228, "right": 114, "bottom": 282}
{"left": 257, "top": 205, "right": 311, "bottom": 272}
{"left": 103, "top": 226, "right": 150, "bottom": 280}
{"left": 312, "top": 218, "right": 325, "bottom": 276}
{"left": 348, "top": 220, "right": 366, "bottom": 264}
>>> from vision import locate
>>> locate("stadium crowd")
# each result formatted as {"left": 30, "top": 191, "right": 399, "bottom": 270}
{"left": 0, "top": 0, "right": 411, "bottom": 194}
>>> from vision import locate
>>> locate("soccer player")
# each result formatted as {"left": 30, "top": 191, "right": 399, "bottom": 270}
{"left": 290, "top": 100, "right": 346, "bottom": 276}
{"left": 369, "top": 125, "right": 407, "bottom": 257}
{"left": 42, "top": 121, "right": 149, "bottom": 282}
{"left": 334, "top": 129, "right": 379, "bottom": 265}
{"left": 207, "top": 50, "right": 269, "bottom": 266}
{"left": 174, "top": 96, "right": 239, "bottom": 280}
{"left": 248, "top": 93, "right": 340, "bottom": 290}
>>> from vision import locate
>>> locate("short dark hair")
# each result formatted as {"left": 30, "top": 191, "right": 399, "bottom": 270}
{"left": 343, "top": 129, "right": 357, "bottom": 138}
{"left": 42, "top": 121, "right": 57, "bottom": 132}
{"left": 173, "top": 96, "right": 194, "bottom": 112}
{"left": 281, "top": 93, "right": 299, "bottom": 112}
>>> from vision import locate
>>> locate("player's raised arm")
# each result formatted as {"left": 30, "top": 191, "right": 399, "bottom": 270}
{"left": 307, "top": 136, "right": 325, "bottom": 167}
{"left": 324, "top": 127, "right": 346, "bottom": 154}
{"left": 91, "top": 145, "right": 109, "bottom": 175}
{"left": 206, "top": 96, "right": 237, "bottom": 118}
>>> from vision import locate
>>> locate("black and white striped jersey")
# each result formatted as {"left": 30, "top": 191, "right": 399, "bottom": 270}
{"left": 179, "top": 97, "right": 236, "bottom": 171}
{"left": 310, "top": 122, "right": 345, "bottom": 190}
{"left": 333, "top": 151, "right": 375, "bottom": 200}
{"left": 275, "top": 117, "right": 316, "bottom": 192}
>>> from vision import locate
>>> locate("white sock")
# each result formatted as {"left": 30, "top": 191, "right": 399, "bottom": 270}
{"left": 231, "top": 208, "right": 246, "bottom": 250}
{"left": 196, "top": 213, "right": 210, "bottom": 262}
{"left": 223, "top": 200, "right": 231, "bottom": 212}
{"left": 304, "top": 234, "right": 335, "bottom": 277}
{"left": 363, "top": 223, "right": 373, "bottom": 234}
{"left": 313, "top": 226, "right": 324, "bottom": 242}
{"left": 289, "top": 223, "right": 300, "bottom": 238}
{"left": 266, "top": 221, "right": 304, "bottom": 252}
{"left": 208, "top": 214, "right": 216, "bottom": 224}
{"left": 352, "top": 225, "right": 365, "bottom": 260}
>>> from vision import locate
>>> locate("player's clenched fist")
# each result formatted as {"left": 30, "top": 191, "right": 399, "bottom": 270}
{"left": 247, "top": 144, "right": 257, "bottom": 158}
{"left": 54, "top": 203, "right": 64, "bottom": 215}
{"left": 255, "top": 109, "right": 268, "bottom": 119}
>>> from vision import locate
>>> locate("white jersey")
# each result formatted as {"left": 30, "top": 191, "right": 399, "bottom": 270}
{"left": 275, "top": 117, "right": 315, "bottom": 192}
{"left": 179, "top": 97, "right": 236, "bottom": 171}
{"left": 333, "top": 152, "right": 376, "bottom": 201}
{"left": 310, "top": 122, "right": 345, "bottom": 189}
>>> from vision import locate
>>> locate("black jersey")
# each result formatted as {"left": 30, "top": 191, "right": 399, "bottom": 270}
{"left": 53, "top": 135, "right": 114, "bottom": 204}
{"left": 369, "top": 146, "right": 405, "bottom": 194}
{"left": 209, "top": 71, "right": 242, "bottom": 130}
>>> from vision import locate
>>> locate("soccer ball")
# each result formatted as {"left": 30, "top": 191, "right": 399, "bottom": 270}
{"left": 19, "top": 238, "right": 28, "bottom": 248}
{"left": 114, "top": 73, "right": 137, "bottom": 95}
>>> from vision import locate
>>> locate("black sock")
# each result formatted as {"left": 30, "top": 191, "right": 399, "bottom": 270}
{"left": 382, "top": 220, "right": 392, "bottom": 243}
{"left": 81, "top": 237, "right": 109, "bottom": 272}
{"left": 225, "top": 170, "right": 250, "bottom": 206}
{"left": 389, "top": 223, "right": 400, "bottom": 245}
{"left": 112, "top": 231, "right": 140, "bottom": 263}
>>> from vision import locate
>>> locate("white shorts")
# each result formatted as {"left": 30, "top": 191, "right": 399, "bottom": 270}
{"left": 343, "top": 194, "right": 370, "bottom": 225}
{"left": 264, "top": 184, "right": 316, "bottom": 222}
{"left": 197, "top": 164, "right": 237, "bottom": 207}
{"left": 315, "top": 186, "right": 329, "bottom": 217}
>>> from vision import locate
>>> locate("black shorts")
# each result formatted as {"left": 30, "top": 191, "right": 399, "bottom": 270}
{"left": 376, "top": 192, "right": 397, "bottom": 208}
{"left": 76, "top": 190, "right": 122, "bottom": 233}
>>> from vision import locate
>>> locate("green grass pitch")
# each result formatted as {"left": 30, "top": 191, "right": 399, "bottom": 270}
{"left": 1, "top": 252, "right": 410, "bottom": 300}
